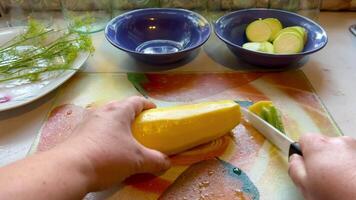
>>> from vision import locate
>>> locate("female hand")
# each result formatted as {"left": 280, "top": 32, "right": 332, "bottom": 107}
{"left": 0, "top": 96, "right": 170, "bottom": 200}
{"left": 62, "top": 96, "right": 171, "bottom": 190}
{"left": 289, "top": 134, "right": 356, "bottom": 200}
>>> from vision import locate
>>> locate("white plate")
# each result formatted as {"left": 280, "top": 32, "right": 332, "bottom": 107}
{"left": 0, "top": 27, "right": 90, "bottom": 112}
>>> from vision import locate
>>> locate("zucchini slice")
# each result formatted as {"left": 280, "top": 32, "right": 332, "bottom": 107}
{"left": 242, "top": 42, "right": 274, "bottom": 54}
{"left": 242, "top": 42, "right": 262, "bottom": 52}
{"left": 246, "top": 19, "right": 273, "bottom": 42}
{"left": 290, "top": 26, "right": 308, "bottom": 44}
{"left": 261, "top": 42, "right": 274, "bottom": 53}
{"left": 273, "top": 31, "right": 304, "bottom": 54}
{"left": 263, "top": 18, "right": 283, "bottom": 41}
{"left": 273, "top": 26, "right": 308, "bottom": 44}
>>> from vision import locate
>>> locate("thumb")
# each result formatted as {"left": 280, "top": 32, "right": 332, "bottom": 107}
{"left": 288, "top": 154, "right": 307, "bottom": 190}
{"left": 139, "top": 147, "right": 171, "bottom": 174}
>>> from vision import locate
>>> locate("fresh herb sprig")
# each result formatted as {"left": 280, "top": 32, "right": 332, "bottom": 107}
{"left": 0, "top": 20, "right": 94, "bottom": 83}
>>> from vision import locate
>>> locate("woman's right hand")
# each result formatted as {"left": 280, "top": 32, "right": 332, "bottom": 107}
{"left": 289, "top": 134, "right": 356, "bottom": 200}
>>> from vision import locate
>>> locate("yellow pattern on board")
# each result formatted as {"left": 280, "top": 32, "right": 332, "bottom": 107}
{"left": 132, "top": 100, "right": 241, "bottom": 155}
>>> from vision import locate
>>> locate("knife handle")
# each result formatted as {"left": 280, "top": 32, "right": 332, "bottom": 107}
{"left": 289, "top": 142, "right": 303, "bottom": 157}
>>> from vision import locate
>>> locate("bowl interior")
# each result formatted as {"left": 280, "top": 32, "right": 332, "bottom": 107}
{"left": 215, "top": 9, "right": 327, "bottom": 54}
{"left": 106, "top": 9, "right": 211, "bottom": 54}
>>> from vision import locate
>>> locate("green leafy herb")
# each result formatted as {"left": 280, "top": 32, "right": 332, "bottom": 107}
{"left": 0, "top": 19, "right": 94, "bottom": 83}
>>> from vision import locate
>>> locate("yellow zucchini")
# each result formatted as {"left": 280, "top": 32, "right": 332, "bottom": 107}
{"left": 249, "top": 101, "right": 285, "bottom": 133}
{"left": 273, "top": 26, "right": 308, "bottom": 44}
{"left": 273, "top": 31, "right": 304, "bottom": 54}
{"left": 242, "top": 41, "right": 274, "bottom": 54}
{"left": 246, "top": 19, "right": 273, "bottom": 42}
{"left": 263, "top": 18, "right": 283, "bottom": 41}
{"left": 132, "top": 100, "right": 241, "bottom": 155}
{"left": 249, "top": 101, "right": 274, "bottom": 115}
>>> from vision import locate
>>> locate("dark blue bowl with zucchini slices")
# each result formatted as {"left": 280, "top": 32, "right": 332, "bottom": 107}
{"left": 214, "top": 8, "right": 328, "bottom": 67}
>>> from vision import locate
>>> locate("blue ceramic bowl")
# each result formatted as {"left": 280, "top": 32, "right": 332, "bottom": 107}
{"left": 105, "top": 8, "right": 211, "bottom": 64}
{"left": 214, "top": 9, "right": 328, "bottom": 67}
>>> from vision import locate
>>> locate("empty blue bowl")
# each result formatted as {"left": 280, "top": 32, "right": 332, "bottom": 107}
{"left": 105, "top": 8, "right": 211, "bottom": 64}
{"left": 214, "top": 9, "right": 328, "bottom": 67}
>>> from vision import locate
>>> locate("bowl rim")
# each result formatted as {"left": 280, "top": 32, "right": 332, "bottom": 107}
{"left": 105, "top": 8, "right": 212, "bottom": 56}
{"left": 214, "top": 8, "right": 328, "bottom": 57}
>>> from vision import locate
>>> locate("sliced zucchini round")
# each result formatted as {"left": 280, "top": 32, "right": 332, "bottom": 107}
{"left": 273, "top": 32, "right": 304, "bottom": 54}
{"left": 242, "top": 42, "right": 274, "bottom": 54}
{"left": 263, "top": 18, "right": 283, "bottom": 41}
{"left": 273, "top": 26, "right": 308, "bottom": 44}
{"left": 261, "top": 42, "right": 274, "bottom": 54}
{"left": 242, "top": 42, "right": 262, "bottom": 52}
{"left": 246, "top": 19, "right": 273, "bottom": 42}
{"left": 290, "top": 26, "right": 308, "bottom": 44}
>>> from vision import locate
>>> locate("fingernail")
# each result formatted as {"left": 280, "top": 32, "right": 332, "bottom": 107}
{"left": 289, "top": 154, "right": 297, "bottom": 162}
{"left": 163, "top": 155, "right": 171, "bottom": 169}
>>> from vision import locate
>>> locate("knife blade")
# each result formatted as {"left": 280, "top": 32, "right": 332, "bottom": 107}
{"left": 350, "top": 24, "right": 356, "bottom": 37}
{"left": 241, "top": 107, "right": 302, "bottom": 157}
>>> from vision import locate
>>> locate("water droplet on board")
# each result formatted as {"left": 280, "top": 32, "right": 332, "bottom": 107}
{"left": 198, "top": 181, "right": 210, "bottom": 188}
{"left": 233, "top": 167, "right": 242, "bottom": 175}
{"left": 208, "top": 170, "right": 214, "bottom": 176}
{"left": 199, "top": 192, "right": 211, "bottom": 200}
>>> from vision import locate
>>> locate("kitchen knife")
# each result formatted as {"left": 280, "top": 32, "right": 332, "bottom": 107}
{"left": 350, "top": 24, "right": 356, "bottom": 37}
{"left": 241, "top": 107, "right": 302, "bottom": 157}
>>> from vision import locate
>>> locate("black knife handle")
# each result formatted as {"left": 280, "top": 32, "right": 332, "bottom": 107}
{"left": 289, "top": 142, "right": 303, "bottom": 157}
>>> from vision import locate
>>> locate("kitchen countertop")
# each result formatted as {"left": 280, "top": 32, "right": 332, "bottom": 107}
{"left": 0, "top": 11, "right": 355, "bottom": 166}
{"left": 302, "top": 12, "right": 356, "bottom": 137}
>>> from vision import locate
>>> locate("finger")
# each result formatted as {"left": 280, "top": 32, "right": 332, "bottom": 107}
{"left": 299, "top": 133, "right": 329, "bottom": 156}
{"left": 125, "top": 96, "right": 156, "bottom": 116}
{"left": 104, "top": 97, "right": 156, "bottom": 122}
{"left": 337, "top": 136, "right": 356, "bottom": 147}
{"left": 288, "top": 154, "right": 307, "bottom": 189}
{"left": 340, "top": 136, "right": 355, "bottom": 143}
{"left": 138, "top": 147, "right": 171, "bottom": 174}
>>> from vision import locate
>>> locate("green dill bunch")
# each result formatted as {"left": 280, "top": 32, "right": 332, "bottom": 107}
{"left": 0, "top": 19, "right": 94, "bottom": 84}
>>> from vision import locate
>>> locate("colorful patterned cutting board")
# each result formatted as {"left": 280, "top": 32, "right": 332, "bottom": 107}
{"left": 30, "top": 70, "right": 341, "bottom": 200}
